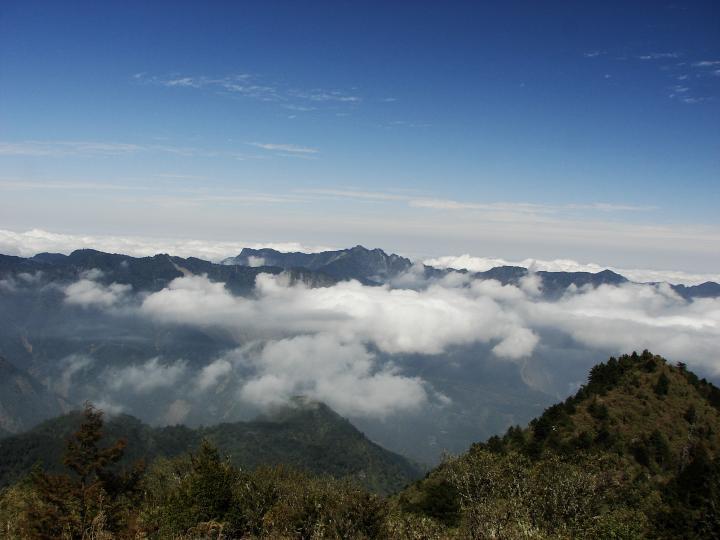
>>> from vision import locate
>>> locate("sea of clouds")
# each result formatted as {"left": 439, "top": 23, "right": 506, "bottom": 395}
{"left": 59, "top": 264, "right": 720, "bottom": 419}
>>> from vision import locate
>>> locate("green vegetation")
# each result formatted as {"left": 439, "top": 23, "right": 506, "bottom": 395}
{"left": 0, "top": 401, "right": 420, "bottom": 495}
{"left": 2, "top": 351, "right": 719, "bottom": 538}
{"left": 399, "top": 351, "right": 720, "bottom": 538}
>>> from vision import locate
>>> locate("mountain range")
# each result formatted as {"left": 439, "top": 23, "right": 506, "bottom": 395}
{"left": 0, "top": 244, "right": 718, "bottom": 466}
{"left": 222, "top": 245, "right": 720, "bottom": 298}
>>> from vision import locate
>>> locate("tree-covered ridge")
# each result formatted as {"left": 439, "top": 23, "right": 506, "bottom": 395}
{"left": 490, "top": 350, "right": 720, "bottom": 462}
{"left": 0, "top": 402, "right": 421, "bottom": 495}
{"left": 398, "top": 351, "right": 720, "bottom": 538}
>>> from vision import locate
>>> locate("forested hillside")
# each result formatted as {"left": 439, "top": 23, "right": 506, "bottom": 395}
{"left": 0, "top": 400, "right": 420, "bottom": 495}
{"left": 399, "top": 351, "right": 720, "bottom": 538}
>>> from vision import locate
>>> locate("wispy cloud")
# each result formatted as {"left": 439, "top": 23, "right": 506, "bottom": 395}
{"left": 135, "top": 73, "right": 362, "bottom": 109}
{"left": 0, "top": 139, "right": 319, "bottom": 160}
{"left": 287, "top": 88, "right": 361, "bottom": 103}
{"left": 249, "top": 142, "right": 319, "bottom": 154}
{"left": 384, "top": 120, "right": 431, "bottom": 129}
{"left": 409, "top": 197, "right": 655, "bottom": 214}
{"left": 565, "top": 202, "right": 658, "bottom": 212}
{"left": 297, "top": 189, "right": 656, "bottom": 216}
{"left": 637, "top": 52, "right": 682, "bottom": 60}
{"left": 297, "top": 188, "right": 409, "bottom": 202}
{"left": 0, "top": 179, "right": 151, "bottom": 191}
{"left": 586, "top": 49, "right": 720, "bottom": 104}
{"left": 0, "top": 141, "right": 144, "bottom": 157}
{"left": 693, "top": 60, "right": 720, "bottom": 67}
{"left": 0, "top": 140, "right": 220, "bottom": 158}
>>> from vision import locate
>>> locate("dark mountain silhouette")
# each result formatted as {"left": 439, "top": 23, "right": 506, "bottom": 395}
{"left": 0, "top": 399, "right": 421, "bottom": 494}
{"left": 223, "top": 245, "right": 412, "bottom": 284}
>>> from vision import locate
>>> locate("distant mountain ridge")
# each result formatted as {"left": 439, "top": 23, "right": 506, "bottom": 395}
{"left": 0, "top": 246, "right": 716, "bottom": 298}
{"left": 222, "top": 245, "right": 412, "bottom": 285}
{"left": 220, "top": 245, "right": 720, "bottom": 298}
{"left": 0, "top": 248, "right": 335, "bottom": 295}
{"left": 0, "top": 400, "right": 421, "bottom": 494}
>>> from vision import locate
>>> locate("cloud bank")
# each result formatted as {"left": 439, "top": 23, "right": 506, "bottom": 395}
{"left": 424, "top": 254, "right": 720, "bottom": 287}
{"left": 127, "top": 269, "right": 720, "bottom": 416}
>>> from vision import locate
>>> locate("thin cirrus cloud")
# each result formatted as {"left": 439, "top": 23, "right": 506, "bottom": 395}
{"left": 299, "top": 188, "right": 657, "bottom": 214}
{"left": 583, "top": 48, "right": 719, "bottom": 104}
{"left": 637, "top": 52, "right": 682, "bottom": 60}
{"left": 0, "top": 141, "right": 144, "bottom": 157}
{"left": 0, "top": 140, "right": 214, "bottom": 158}
{"left": 134, "top": 72, "right": 362, "bottom": 107}
{"left": 248, "top": 142, "right": 319, "bottom": 154}
{"left": 693, "top": 60, "right": 720, "bottom": 67}
{"left": 0, "top": 139, "right": 320, "bottom": 161}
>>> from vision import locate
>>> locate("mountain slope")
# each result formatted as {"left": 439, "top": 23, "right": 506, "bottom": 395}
{"left": 0, "top": 356, "right": 71, "bottom": 434}
{"left": 0, "top": 400, "right": 421, "bottom": 494}
{"left": 17, "top": 249, "right": 334, "bottom": 294}
{"left": 399, "top": 351, "right": 720, "bottom": 538}
{"left": 222, "top": 245, "right": 412, "bottom": 284}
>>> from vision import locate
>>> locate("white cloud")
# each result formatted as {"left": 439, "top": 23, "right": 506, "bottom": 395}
{"left": 40, "top": 253, "right": 720, "bottom": 416}
{"left": 138, "top": 73, "right": 361, "bottom": 106}
{"left": 492, "top": 327, "right": 539, "bottom": 359}
{"left": 141, "top": 273, "right": 537, "bottom": 358}
{"left": 139, "top": 269, "right": 720, "bottom": 389}
{"left": 195, "top": 358, "right": 233, "bottom": 391}
{"left": 56, "top": 354, "right": 94, "bottom": 397}
{"left": 108, "top": 357, "right": 188, "bottom": 393}
{"left": 424, "top": 254, "right": 720, "bottom": 286}
{"left": 247, "top": 256, "right": 266, "bottom": 267}
{"left": 237, "top": 334, "right": 427, "bottom": 417}
{"left": 135, "top": 273, "right": 543, "bottom": 415}
{"left": 249, "top": 142, "right": 319, "bottom": 154}
{"left": 0, "top": 141, "right": 143, "bottom": 157}
{"left": 64, "top": 279, "right": 132, "bottom": 308}
{"left": 523, "top": 283, "right": 720, "bottom": 374}
{"left": 409, "top": 198, "right": 655, "bottom": 214}
{"left": 693, "top": 60, "right": 720, "bottom": 67}
{"left": 637, "top": 52, "right": 681, "bottom": 60}
{"left": 0, "top": 278, "right": 16, "bottom": 293}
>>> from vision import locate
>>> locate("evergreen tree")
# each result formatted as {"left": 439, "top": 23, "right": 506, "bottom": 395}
{"left": 26, "top": 403, "right": 142, "bottom": 539}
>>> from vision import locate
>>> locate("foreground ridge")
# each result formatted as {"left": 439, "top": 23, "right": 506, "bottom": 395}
{"left": 398, "top": 351, "right": 720, "bottom": 538}
{"left": 1, "top": 351, "right": 718, "bottom": 538}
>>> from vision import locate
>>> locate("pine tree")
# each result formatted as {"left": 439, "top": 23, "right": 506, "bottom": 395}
{"left": 25, "top": 402, "right": 142, "bottom": 539}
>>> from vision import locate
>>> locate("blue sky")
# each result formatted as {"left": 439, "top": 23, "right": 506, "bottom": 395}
{"left": 1, "top": 1, "right": 719, "bottom": 271}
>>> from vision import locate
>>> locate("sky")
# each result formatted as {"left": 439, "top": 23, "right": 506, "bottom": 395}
{"left": 1, "top": 1, "right": 719, "bottom": 272}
